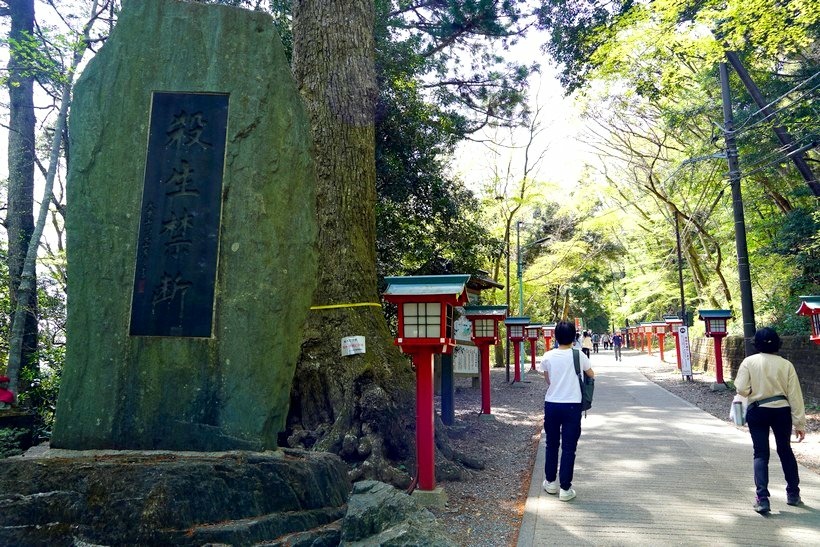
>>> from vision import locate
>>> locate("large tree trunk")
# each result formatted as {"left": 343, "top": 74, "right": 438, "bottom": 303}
{"left": 5, "top": 0, "right": 39, "bottom": 387}
{"left": 289, "top": 0, "right": 417, "bottom": 485}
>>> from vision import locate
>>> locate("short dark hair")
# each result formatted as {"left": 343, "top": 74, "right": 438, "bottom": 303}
{"left": 555, "top": 321, "right": 576, "bottom": 345}
{"left": 753, "top": 327, "right": 782, "bottom": 354}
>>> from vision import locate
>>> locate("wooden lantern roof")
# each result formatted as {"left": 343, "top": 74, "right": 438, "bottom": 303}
{"left": 796, "top": 296, "right": 820, "bottom": 316}
{"left": 463, "top": 305, "right": 509, "bottom": 319}
{"left": 698, "top": 309, "right": 732, "bottom": 321}
{"left": 383, "top": 275, "right": 470, "bottom": 305}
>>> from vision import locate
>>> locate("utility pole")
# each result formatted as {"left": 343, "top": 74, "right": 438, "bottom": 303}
{"left": 675, "top": 212, "right": 686, "bottom": 324}
{"left": 725, "top": 51, "right": 820, "bottom": 197}
{"left": 719, "top": 62, "right": 756, "bottom": 356}
{"left": 517, "top": 221, "right": 524, "bottom": 316}
{"left": 505, "top": 224, "right": 511, "bottom": 382}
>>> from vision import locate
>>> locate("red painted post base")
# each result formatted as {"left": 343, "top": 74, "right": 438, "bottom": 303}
{"left": 513, "top": 342, "right": 522, "bottom": 383}
{"left": 672, "top": 332, "right": 682, "bottom": 370}
{"left": 411, "top": 349, "right": 436, "bottom": 491}
{"left": 658, "top": 333, "right": 666, "bottom": 362}
{"left": 478, "top": 343, "right": 492, "bottom": 415}
{"left": 529, "top": 340, "right": 538, "bottom": 371}
{"left": 713, "top": 334, "right": 726, "bottom": 385}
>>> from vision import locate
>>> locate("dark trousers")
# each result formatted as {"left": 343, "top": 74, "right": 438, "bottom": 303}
{"left": 614, "top": 345, "right": 622, "bottom": 360}
{"left": 581, "top": 348, "right": 590, "bottom": 358}
{"left": 543, "top": 401, "right": 583, "bottom": 490}
{"left": 746, "top": 405, "right": 800, "bottom": 500}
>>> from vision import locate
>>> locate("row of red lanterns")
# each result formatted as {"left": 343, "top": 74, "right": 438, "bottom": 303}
{"left": 383, "top": 274, "right": 820, "bottom": 497}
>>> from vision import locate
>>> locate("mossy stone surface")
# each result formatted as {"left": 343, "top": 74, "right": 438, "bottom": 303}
{"left": 51, "top": 0, "right": 317, "bottom": 450}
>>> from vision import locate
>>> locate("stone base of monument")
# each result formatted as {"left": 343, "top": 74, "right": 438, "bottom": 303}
{"left": 0, "top": 448, "right": 350, "bottom": 546}
{"left": 479, "top": 413, "right": 497, "bottom": 421}
{"left": 710, "top": 382, "right": 729, "bottom": 392}
{"left": 411, "top": 486, "right": 448, "bottom": 509}
{"left": 1, "top": 449, "right": 456, "bottom": 546}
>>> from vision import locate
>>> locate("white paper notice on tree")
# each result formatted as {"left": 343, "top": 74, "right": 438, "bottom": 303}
{"left": 341, "top": 336, "right": 366, "bottom": 357}
{"left": 677, "top": 326, "right": 693, "bottom": 378}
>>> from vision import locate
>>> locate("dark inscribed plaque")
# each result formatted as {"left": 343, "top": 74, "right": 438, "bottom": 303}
{"left": 130, "top": 92, "right": 229, "bottom": 337}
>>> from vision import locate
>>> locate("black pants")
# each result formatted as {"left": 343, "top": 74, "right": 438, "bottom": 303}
{"left": 543, "top": 401, "right": 583, "bottom": 490}
{"left": 746, "top": 405, "right": 800, "bottom": 500}
{"left": 581, "top": 348, "right": 590, "bottom": 358}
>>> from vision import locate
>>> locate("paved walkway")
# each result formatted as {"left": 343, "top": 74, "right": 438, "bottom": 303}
{"left": 518, "top": 348, "right": 820, "bottom": 546}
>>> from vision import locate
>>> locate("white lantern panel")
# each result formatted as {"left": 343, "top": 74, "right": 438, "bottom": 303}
{"left": 402, "top": 302, "right": 442, "bottom": 338}
{"left": 475, "top": 319, "right": 494, "bottom": 338}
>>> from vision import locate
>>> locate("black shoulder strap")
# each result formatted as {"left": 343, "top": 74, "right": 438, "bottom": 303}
{"left": 572, "top": 348, "right": 581, "bottom": 377}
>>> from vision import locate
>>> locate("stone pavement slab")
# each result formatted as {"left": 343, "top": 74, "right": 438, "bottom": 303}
{"left": 518, "top": 349, "right": 820, "bottom": 546}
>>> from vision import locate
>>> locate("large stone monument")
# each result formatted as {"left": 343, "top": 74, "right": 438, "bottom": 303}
{"left": 51, "top": 0, "right": 318, "bottom": 451}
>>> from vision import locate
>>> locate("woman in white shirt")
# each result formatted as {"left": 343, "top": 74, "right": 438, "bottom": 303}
{"left": 735, "top": 327, "right": 806, "bottom": 514}
{"left": 537, "top": 321, "right": 595, "bottom": 502}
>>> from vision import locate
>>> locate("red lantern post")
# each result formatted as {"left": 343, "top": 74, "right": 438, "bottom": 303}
{"left": 796, "top": 296, "right": 820, "bottom": 345}
{"left": 647, "top": 325, "right": 654, "bottom": 355}
{"left": 542, "top": 324, "right": 556, "bottom": 353}
{"left": 652, "top": 322, "right": 668, "bottom": 362}
{"left": 525, "top": 324, "right": 542, "bottom": 372}
{"left": 464, "top": 305, "right": 508, "bottom": 417}
{"left": 505, "top": 317, "right": 530, "bottom": 383}
{"left": 664, "top": 315, "right": 684, "bottom": 369}
{"left": 384, "top": 275, "right": 470, "bottom": 493}
{"left": 698, "top": 309, "right": 732, "bottom": 387}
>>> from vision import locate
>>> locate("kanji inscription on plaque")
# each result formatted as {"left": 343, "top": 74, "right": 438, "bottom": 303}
{"left": 130, "top": 92, "right": 229, "bottom": 337}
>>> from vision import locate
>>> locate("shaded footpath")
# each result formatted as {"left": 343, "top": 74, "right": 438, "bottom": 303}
{"left": 518, "top": 349, "right": 820, "bottom": 546}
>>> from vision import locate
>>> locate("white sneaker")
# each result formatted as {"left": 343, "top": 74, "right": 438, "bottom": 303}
{"left": 559, "top": 488, "right": 576, "bottom": 501}
{"left": 542, "top": 480, "right": 558, "bottom": 494}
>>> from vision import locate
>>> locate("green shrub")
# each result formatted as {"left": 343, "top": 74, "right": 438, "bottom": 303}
{"left": 0, "top": 427, "right": 27, "bottom": 458}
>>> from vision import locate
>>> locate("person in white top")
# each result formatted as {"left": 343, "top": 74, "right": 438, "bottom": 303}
{"left": 735, "top": 327, "right": 806, "bottom": 514}
{"left": 536, "top": 321, "right": 595, "bottom": 502}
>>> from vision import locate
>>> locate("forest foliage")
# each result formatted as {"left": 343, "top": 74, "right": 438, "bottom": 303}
{"left": 0, "top": 0, "right": 817, "bottom": 439}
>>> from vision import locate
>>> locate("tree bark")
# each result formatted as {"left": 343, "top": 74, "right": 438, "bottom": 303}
{"left": 289, "top": 0, "right": 417, "bottom": 485}
{"left": 5, "top": 0, "right": 38, "bottom": 385}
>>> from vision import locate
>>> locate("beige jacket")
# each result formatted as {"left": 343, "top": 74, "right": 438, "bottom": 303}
{"left": 735, "top": 352, "right": 806, "bottom": 430}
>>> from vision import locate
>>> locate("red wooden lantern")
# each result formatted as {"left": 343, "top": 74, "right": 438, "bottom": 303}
{"left": 640, "top": 323, "right": 652, "bottom": 354}
{"left": 525, "top": 324, "right": 542, "bottom": 372}
{"left": 384, "top": 275, "right": 470, "bottom": 492}
{"left": 504, "top": 316, "right": 530, "bottom": 383}
{"left": 796, "top": 296, "right": 820, "bottom": 345}
{"left": 652, "top": 321, "right": 668, "bottom": 362}
{"left": 698, "top": 309, "right": 732, "bottom": 386}
{"left": 463, "top": 305, "right": 508, "bottom": 417}
{"left": 664, "top": 315, "right": 684, "bottom": 370}
{"left": 542, "top": 323, "right": 556, "bottom": 352}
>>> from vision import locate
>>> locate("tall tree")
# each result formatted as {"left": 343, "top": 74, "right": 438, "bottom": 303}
{"left": 3, "top": 0, "right": 39, "bottom": 387}
{"left": 290, "top": 0, "right": 417, "bottom": 483}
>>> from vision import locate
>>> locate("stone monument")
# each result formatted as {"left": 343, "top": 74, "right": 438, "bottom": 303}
{"left": 51, "top": 0, "right": 318, "bottom": 451}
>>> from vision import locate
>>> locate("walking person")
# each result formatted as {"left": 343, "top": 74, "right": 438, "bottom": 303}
{"left": 592, "top": 332, "right": 600, "bottom": 353}
{"left": 734, "top": 327, "right": 806, "bottom": 514}
{"left": 537, "top": 321, "right": 595, "bottom": 502}
{"left": 581, "top": 331, "right": 593, "bottom": 358}
{"left": 602, "top": 333, "right": 610, "bottom": 350}
{"left": 612, "top": 332, "right": 623, "bottom": 361}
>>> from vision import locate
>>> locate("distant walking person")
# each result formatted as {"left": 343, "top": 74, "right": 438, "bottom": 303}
{"left": 581, "top": 331, "right": 593, "bottom": 358}
{"left": 612, "top": 332, "right": 623, "bottom": 361}
{"left": 735, "top": 327, "right": 806, "bottom": 514}
{"left": 537, "top": 321, "right": 595, "bottom": 502}
{"left": 592, "top": 332, "right": 600, "bottom": 353}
